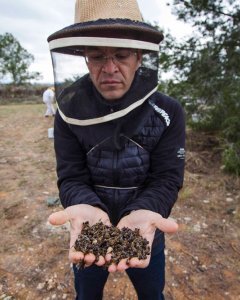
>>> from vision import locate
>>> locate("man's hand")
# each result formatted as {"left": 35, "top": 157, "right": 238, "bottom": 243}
{"left": 48, "top": 204, "right": 110, "bottom": 267}
{"left": 107, "top": 210, "right": 178, "bottom": 272}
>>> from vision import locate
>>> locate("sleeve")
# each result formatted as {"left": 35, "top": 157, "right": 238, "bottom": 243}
{"left": 54, "top": 111, "right": 109, "bottom": 213}
{"left": 42, "top": 91, "right": 47, "bottom": 103}
{"left": 120, "top": 101, "right": 185, "bottom": 218}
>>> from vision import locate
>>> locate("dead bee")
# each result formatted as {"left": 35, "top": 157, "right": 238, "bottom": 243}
{"left": 74, "top": 221, "right": 150, "bottom": 268}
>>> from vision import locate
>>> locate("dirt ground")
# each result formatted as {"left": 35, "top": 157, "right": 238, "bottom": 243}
{"left": 0, "top": 103, "right": 239, "bottom": 300}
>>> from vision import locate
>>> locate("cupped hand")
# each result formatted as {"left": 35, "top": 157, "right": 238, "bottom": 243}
{"left": 107, "top": 210, "right": 178, "bottom": 272}
{"left": 48, "top": 204, "right": 110, "bottom": 267}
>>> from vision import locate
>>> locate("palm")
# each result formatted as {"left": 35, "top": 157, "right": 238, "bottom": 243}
{"left": 118, "top": 211, "right": 156, "bottom": 244}
{"left": 107, "top": 210, "right": 178, "bottom": 272}
{"left": 48, "top": 204, "right": 110, "bottom": 266}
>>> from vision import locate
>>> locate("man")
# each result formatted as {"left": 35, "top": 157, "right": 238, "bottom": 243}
{"left": 48, "top": 1, "right": 185, "bottom": 299}
{"left": 42, "top": 86, "right": 55, "bottom": 117}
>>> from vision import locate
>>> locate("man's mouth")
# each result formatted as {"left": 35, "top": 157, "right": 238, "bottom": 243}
{"left": 101, "top": 80, "right": 121, "bottom": 85}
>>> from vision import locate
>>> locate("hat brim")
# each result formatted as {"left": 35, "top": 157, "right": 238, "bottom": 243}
{"left": 48, "top": 19, "right": 164, "bottom": 45}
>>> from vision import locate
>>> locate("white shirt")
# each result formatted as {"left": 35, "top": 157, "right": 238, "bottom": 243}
{"left": 43, "top": 89, "right": 55, "bottom": 104}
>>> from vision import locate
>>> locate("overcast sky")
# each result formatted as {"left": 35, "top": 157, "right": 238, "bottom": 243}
{"left": 0, "top": 0, "right": 191, "bottom": 83}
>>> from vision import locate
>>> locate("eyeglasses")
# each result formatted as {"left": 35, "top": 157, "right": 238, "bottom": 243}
{"left": 85, "top": 49, "right": 137, "bottom": 67}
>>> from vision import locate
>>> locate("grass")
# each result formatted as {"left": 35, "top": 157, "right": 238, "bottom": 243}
{"left": 0, "top": 103, "right": 44, "bottom": 117}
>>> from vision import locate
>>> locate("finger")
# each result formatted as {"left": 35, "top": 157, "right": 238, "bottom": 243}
{"left": 154, "top": 215, "right": 178, "bottom": 233}
{"left": 128, "top": 257, "right": 149, "bottom": 269}
{"left": 69, "top": 250, "right": 84, "bottom": 264}
{"left": 95, "top": 255, "right": 105, "bottom": 267}
{"left": 108, "top": 263, "right": 117, "bottom": 273}
{"left": 116, "top": 259, "right": 129, "bottom": 272}
{"left": 84, "top": 253, "right": 96, "bottom": 267}
{"left": 48, "top": 210, "right": 69, "bottom": 226}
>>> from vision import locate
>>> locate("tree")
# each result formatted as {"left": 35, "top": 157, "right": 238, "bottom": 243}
{"left": 160, "top": 0, "right": 240, "bottom": 106}
{"left": 159, "top": 0, "right": 240, "bottom": 175}
{"left": 0, "top": 33, "right": 41, "bottom": 85}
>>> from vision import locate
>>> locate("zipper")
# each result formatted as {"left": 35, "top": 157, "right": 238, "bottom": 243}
{"left": 112, "top": 150, "right": 119, "bottom": 186}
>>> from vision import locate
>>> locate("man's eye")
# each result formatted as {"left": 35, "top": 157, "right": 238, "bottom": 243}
{"left": 90, "top": 55, "right": 104, "bottom": 61}
{"left": 115, "top": 54, "right": 128, "bottom": 60}
{"left": 115, "top": 51, "right": 131, "bottom": 60}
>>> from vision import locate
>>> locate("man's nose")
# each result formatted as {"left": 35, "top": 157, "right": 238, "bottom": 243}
{"left": 102, "top": 57, "right": 118, "bottom": 73}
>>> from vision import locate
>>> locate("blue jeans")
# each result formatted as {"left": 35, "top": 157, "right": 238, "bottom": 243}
{"left": 73, "top": 249, "right": 165, "bottom": 300}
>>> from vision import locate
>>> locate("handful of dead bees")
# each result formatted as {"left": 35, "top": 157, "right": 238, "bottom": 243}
{"left": 74, "top": 221, "right": 150, "bottom": 268}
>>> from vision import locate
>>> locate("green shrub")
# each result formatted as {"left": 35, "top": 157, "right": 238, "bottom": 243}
{"left": 222, "top": 142, "right": 240, "bottom": 176}
{"left": 222, "top": 116, "right": 240, "bottom": 143}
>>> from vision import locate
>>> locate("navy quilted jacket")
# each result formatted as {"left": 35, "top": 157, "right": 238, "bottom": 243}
{"left": 54, "top": 87, "right": 185, "bottom": 252}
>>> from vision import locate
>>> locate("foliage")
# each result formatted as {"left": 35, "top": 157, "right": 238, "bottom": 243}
{"left": 159, "top": 0, "right": 240, "bottom": 175}
{"left": 222, "top": 142, "right": 240, "bottom": 176}
{"left": 0, "top": 33, "right": 41, "bottom": 85}
{"left": 222, "top": 116, "right": 240, "bottom": 143}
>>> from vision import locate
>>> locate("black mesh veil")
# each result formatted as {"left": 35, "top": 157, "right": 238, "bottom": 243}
{"left": 50, "top": 40, "right": 160, "bottom": 125}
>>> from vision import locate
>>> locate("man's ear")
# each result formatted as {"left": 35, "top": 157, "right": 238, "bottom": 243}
{"left": 136, "top": 50, "right": 142, "bottom": 69}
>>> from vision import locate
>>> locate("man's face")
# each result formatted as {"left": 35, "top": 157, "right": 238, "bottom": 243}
{"left": 85, "top": 47, "right": 142, "bottom": 100}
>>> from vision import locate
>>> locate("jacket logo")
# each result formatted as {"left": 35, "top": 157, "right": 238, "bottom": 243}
{"left": 177, "top": 148, "right": 185, "bottom": 159}
{"left": 149, "top": 100, "right": 170, "bottom": 127}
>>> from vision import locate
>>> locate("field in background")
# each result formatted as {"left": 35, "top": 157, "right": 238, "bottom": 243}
{"left": 0, "top": 85, "right": 48, "bottom": 105}
{"left": 0, "top": 104, "right": 239, "bottom": 300}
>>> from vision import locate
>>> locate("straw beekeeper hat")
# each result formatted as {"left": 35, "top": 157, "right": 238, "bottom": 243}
{"left": 48, "top": 0, "right": 164, "bottom": 53}
{"left": 74, "top": 0, "right": 143, "bottom": 23}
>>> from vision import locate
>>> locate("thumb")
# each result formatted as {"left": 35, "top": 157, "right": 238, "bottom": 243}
{"left": 153, "top": 215, "right": 178, "bottom": 234}
{"left": 48, "top": 210, "right": 70, "bottom": 226}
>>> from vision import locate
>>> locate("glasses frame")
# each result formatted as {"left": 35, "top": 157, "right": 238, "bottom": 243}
{"left": 84, "top": 49, "right": 137, "bottom": 67}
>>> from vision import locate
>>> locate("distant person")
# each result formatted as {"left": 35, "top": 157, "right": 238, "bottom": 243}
{"left": 43, "top": 86, "right": 55, "bottom": 117}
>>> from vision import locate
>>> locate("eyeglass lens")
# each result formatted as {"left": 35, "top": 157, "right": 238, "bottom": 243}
{"left": 85, "top": 49, "right": 136, "bottom": 65}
